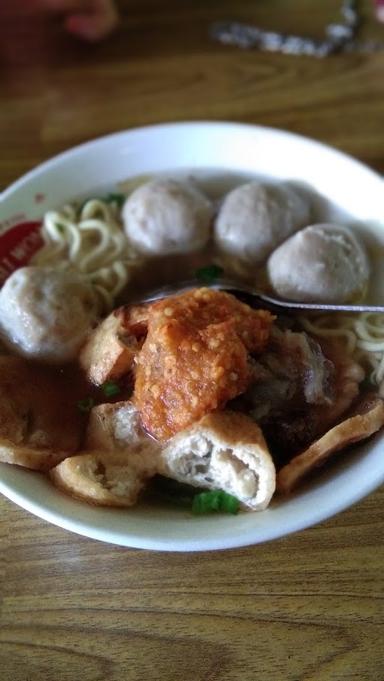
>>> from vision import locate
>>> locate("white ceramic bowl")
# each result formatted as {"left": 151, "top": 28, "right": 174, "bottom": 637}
{"left": 1, "top": 121, "right": 383, "bottom": 551}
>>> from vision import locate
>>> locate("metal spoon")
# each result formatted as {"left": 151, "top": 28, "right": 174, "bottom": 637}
{"left": 138, "top": 278, "right": 384, "bottom": 314}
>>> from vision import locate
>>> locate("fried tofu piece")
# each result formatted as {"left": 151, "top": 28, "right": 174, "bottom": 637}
{"left": 52, "top": 401, "right": 160, "bottom": 507}
{"left": 0, "top": 356, "right": 83, "bottom": 470}
{"left": 134, "top": 288, "right": 274, "bottom": 440}
{"left": 50, "top": 451, "right": 150, "bottom": 507}
{"left": 0, "top": 439, "right": 72, "bottom": 472}
{"left": 277, "top": 395, "right": 384, "bottom": 493}
{"left": 79, "top": 305, "right": 148, "bottom": 385}
{"left": 85, "top": 400, "right": 159, "bottom": 468}
{"left": 159, "top": 411, "right": 276, "bottom": 510}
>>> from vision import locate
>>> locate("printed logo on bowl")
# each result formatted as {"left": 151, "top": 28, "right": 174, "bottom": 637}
{"left": 0, "top": 221, "right": 43, "bottom": 284}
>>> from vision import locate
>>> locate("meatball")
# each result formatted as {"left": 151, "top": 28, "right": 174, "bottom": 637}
{"left": 0, "top": 267, "right": 98, "bottom": 362}
{"left": 214, "top": 181, "right": 310, "bottom": 266}
{"left": 122, "top": 178, "right": 213, "bottom": 255}
{"left": 267, "top": 223, "right": 370, "bottom": 303}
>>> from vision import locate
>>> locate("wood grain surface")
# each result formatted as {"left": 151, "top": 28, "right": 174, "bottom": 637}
{"left": 1, "top": 1, "right": 384, "bottom": 680}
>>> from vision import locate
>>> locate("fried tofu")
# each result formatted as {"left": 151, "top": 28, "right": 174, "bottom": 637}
{"left": 277, "top": 395, "right": 384, "bottom": 493}
{"left": 85, "top": 400, "right": 159, "bottom": 468}
{"left": 0, "top": 439, "right": 73, "bottom": 472}
{"left": 50, "top": 451, "right": 149, "bottom": 507}
{"left": 79, "top": 305, "right": 148, "bottom": 385}
{"left": 0, "top": 356, "right": 83, "bottom": 470}
{"left": 51, "top": 401, "right": 160, "bottom": 507}
{"left": 159, "top": 411, "right": 276, "bottom": 510}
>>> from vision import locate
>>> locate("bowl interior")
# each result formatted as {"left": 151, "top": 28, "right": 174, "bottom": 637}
{"left": 1, "top": 122, "right": 384, "bottom": 550}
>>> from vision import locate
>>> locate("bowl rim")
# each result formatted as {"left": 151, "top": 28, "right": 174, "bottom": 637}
{"left": 1, "top": 462, "right": 384, "bottom": 551}
{"left": 2, "top": 120, "right": 384, "bottom": 198}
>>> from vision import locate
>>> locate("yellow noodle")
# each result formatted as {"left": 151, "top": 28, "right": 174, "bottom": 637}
{"left": 32, "top": 198, "right": 139, "bottom": 312}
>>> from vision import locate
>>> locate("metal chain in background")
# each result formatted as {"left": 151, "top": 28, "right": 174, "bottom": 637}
{"left": 211, "top": 0, "right": 384, "bottom": 57}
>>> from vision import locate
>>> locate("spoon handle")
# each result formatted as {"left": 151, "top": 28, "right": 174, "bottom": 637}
{"left": 220, "top": 282, "right": 384, "bottom": 313}
{"left": 138, "top": 279, "right": 384, "bottom": 314}
{"left": 252, "top": 295, "right": 384, "bottom": 314}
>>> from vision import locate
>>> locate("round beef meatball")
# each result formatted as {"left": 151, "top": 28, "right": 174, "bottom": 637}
{"left": 214, "top": 181, "right": 310, "bottom": 266}
{"left": 122, "top": 178, "right": 213, "bottom": 255}
{"left": 0, "top": 267, "right": 98, "bottom": 363}
{"left": 267, "top": 223, "right": 370, "bottom": 303}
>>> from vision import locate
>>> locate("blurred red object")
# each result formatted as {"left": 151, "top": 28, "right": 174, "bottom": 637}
{"left": 375, "top": 0, "right": 384, "bottom": 22}
{"left": 0, "top": 221, "right": 43, "bottom": 284}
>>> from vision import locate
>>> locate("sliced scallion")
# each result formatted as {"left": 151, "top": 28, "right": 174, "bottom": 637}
{"left": 104, "top": 193, "right": 126, "bottom": 209}
{"left": 102, "top": 381, "right": 120, "bottom": 398}
{"left": 195, "top": 264, "right": 224, "bottom": 284}
{"left": 192, "top": 490, "right": 240, "bottom": 515}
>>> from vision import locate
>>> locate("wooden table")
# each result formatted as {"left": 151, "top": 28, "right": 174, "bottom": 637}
{"left": 1, "top": 2, "right": 384, "bottom": 679}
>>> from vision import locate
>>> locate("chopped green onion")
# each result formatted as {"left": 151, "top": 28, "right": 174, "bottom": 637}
{"left": 77, "top": 397, "right": 95, "bottom": 413}
{"left": 195, "top": 264, "right": 224, "bottom": 284}
{"left": 104, "top": 193, "right": 126, "bottom": 209}
{"left": 102, "top": 381, "right": 120, "bottom": 398}
{"left": 192, "top": 490, "right": 240, "bottom": 515}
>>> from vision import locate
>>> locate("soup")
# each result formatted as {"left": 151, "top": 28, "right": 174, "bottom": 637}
{"left": 0, "top": 172, "right": 383, "bottom": 515}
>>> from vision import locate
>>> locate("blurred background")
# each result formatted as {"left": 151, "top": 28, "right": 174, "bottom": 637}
{"left": 1, "top": 0, "right": 384, "bottom": 188}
